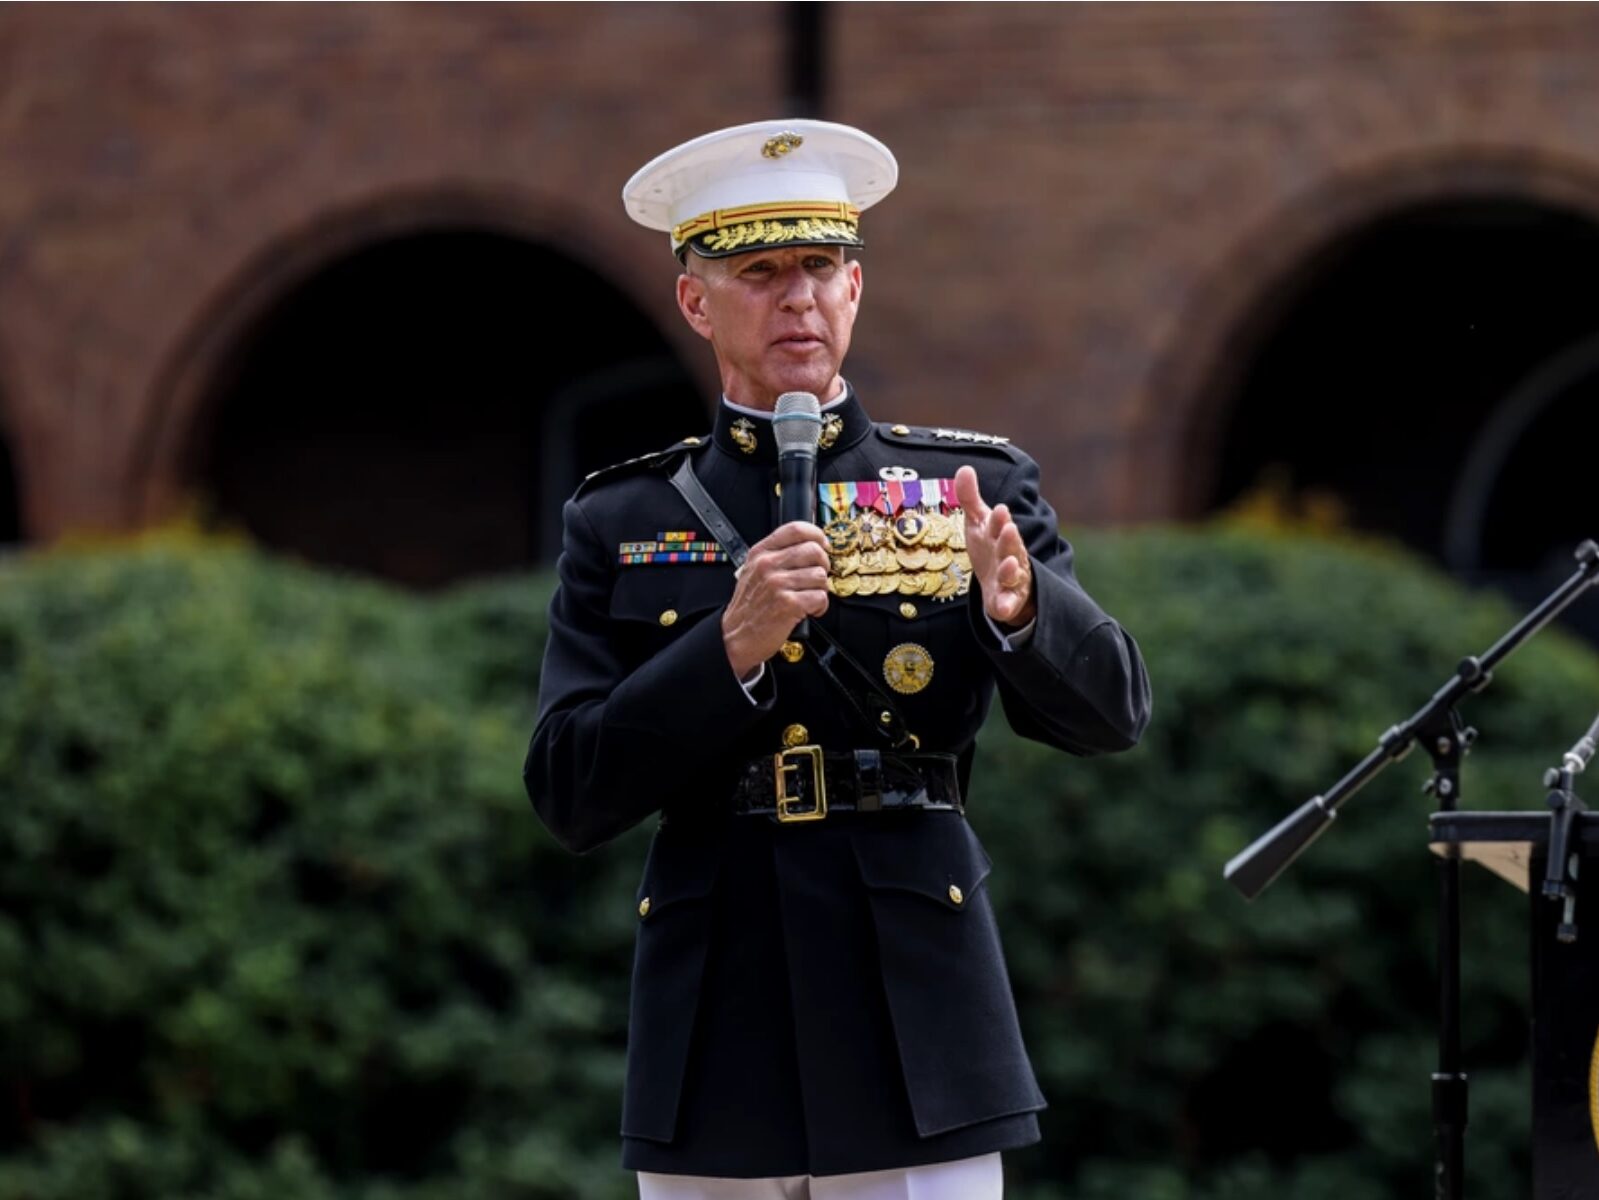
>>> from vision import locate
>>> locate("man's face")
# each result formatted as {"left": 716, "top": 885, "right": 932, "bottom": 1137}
{"left": 676, "top": 244, "right": 863, "bottom": 410}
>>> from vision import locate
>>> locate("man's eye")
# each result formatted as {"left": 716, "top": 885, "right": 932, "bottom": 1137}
{"left": 743, "top": 262, "right": 775, "bottom": 276}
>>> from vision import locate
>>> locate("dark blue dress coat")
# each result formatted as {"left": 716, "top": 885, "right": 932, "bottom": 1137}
{"left": 524, "top": 388, "right": 1151, "bottom": 1179}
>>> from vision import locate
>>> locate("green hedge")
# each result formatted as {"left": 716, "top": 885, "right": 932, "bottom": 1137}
{"left": 1, "top": 527, "right": 1595, "bottom": 1199}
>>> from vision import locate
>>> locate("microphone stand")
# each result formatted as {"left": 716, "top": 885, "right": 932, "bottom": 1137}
{"left": 1224, "top": 538, "right": 1599, "bottom": 1200}
{"left": 1541, "top": 711, "right": 1599, "bottom": 944}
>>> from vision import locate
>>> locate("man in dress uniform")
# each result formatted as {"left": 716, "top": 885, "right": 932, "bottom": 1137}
{"left": 524, "top": 120, "right": 1152, "bottom": 1199}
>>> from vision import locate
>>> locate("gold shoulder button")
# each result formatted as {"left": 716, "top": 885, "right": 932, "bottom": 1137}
{"left": 682, "top": 436, "right": 701, "bottom": 446}
{"left": 658, "top": 609, "right": 678, "bottom": 627}
{"left": 779, "top": 640, "right": 805, "bottom": 663}
{"left": 899, "top": 602, "right": 918, "bottom": 619}
{"left": 638, "top": 897, "right": 652, "bottom": 918}
{"left": 948, "top": 884, "right": 964, "bottom": 906}
{"left": 890, "top": 424, "right": 911, "bottom": 436}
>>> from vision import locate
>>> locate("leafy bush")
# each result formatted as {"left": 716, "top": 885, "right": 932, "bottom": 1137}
{"left": 986, "top": 527, "right": 1599, "bottom": 1199}
{"left": 1, "top": 527, "right": 1594, "bottom": 1198}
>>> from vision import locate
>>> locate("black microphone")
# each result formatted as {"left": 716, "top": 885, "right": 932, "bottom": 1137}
{"left": 773, "top": 391, "right": 823, "bottom": 640}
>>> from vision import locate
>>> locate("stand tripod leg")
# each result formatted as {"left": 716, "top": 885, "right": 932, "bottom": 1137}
{"left": 1434, "top": 845, "right": 1467, "bottom": 1200}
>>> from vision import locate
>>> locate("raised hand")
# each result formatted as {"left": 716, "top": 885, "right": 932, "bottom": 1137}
{"left": 721, "top": 521, "right": 832, "bottom": 679}
{"left": 954, "top": 465, "right": 1036, "bottom": 629}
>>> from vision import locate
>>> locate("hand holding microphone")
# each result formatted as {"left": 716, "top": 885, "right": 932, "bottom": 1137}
{"left": 720, "top": 393, "right": 828, "bottom": 679}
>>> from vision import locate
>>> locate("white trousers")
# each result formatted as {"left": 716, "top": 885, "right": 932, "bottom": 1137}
{"left": 637, "top": 1152, "right": 1002, "bottom": 1200}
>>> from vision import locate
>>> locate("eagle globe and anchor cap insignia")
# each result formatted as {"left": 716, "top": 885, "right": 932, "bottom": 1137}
{"left": 763, "top": 130, "right": 805, "bottom": 158}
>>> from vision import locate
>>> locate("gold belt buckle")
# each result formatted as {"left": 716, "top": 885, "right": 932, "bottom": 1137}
{"left": 774, "top": 745, "right": 827, "bottom": 823}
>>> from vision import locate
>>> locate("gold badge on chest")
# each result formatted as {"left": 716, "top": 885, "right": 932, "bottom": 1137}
{"left": 883, "top": 642, "right": 935, "bottom": 694}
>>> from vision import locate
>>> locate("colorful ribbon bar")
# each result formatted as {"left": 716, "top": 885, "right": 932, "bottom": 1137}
{"left": 817, "top": 479, "right": 960, "bottom": 516}
{"left": 618, "top": 550, "right": 730, "bottom": 565}
{"left": 620, "top": 540, "right": 722, "bottom": 555}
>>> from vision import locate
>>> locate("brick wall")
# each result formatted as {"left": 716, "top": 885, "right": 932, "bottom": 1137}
{"left": 832, "top": 2, "right": 1599, "bottom": 520}
{"left": 0, "top": 2, "right": 781, "bottom": 537}
{"left": 4, "top": 3, "right": 1599, "bottom": 543}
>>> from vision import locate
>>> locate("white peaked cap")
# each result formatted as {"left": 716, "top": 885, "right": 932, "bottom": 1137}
{"left": 623, "top": 119, "right": 899, "bottom": 258}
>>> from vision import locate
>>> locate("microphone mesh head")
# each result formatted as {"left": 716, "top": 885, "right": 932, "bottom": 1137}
{"left": 773, "top": 392, "right": 823, "bottom": 455}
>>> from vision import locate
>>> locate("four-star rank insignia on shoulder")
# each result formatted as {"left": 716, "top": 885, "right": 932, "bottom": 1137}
{"left": 881, "top": 422, "right": 1012, "bottom": 447}
{"left": 930, "top": 427, "right": 1010, "bottom": 445}
{"left": 817, "top": 478, "right": 971, "bottom": 602}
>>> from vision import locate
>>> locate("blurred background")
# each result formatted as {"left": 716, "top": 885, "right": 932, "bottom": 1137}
{"left": 4, "top": 4, "right": 1599, "bottom": 1198}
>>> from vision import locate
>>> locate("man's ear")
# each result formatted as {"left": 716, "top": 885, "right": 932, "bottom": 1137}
{"left": 848, "top": 258, "right": 863, "bottom": 309}
{"left": 677, "top": 269, "right": 715, "bottom": 341}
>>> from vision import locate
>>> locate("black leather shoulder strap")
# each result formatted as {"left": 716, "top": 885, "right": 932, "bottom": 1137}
{"left": 668, "top": 457, "right": 751, "bottom": 566}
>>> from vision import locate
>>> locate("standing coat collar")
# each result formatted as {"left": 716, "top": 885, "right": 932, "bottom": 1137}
{"left": 712, "top": 384, "right": 873, "bottom": 465}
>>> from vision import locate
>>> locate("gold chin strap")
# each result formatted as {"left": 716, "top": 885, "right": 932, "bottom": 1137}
{"left": 671, "top": 200, "right": 861, "bottom": 248}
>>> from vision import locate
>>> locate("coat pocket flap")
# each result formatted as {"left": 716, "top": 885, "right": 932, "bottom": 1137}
{"left": 611, "top": 566, "right": 734, "bottom": 626}
{"left": 635, "top": 830, "right": 724, "bottom": 914}
{"left": 850, "top": 815, "right": 993, "bottom": 910}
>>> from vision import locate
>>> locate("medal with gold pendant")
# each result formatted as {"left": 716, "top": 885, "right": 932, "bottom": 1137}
{"left": 858, "top": 511, "right": 892, "bottom": 550}
{"left": 825, "top": 516, "right": 859, "bottom": 555}
{"left": 893, "top": 511, "right": 929, "bottom": 546}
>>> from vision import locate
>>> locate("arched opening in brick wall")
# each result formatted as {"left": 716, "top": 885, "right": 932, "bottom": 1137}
{"left": 189, "top": 229, "right": 703, "bottom": 587}
{"left": 1205, "top": 198, "right": 1599, "bottom": 638}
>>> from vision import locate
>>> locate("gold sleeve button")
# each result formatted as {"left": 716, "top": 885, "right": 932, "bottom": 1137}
{"left": 659, "top": 609, "right": 678, "bottom": 627}
{"left": 948, "top": 884, "right": 964, "bottom": 906}
{"left": 638, "top": 897, "right": 651, "bottom": 918}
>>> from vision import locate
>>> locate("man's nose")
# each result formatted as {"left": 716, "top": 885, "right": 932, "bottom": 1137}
{"left": 777, "top": 266, "right": 817, "bottom": 311}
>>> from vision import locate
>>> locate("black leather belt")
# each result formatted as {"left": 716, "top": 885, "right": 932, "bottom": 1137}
{"left": 731, "top": 748, "right": 962, "bottom": 823}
